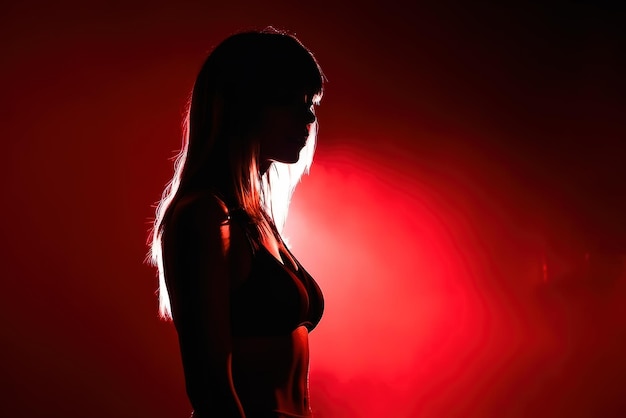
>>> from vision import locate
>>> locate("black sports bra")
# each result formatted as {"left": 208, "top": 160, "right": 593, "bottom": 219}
{"left": 227, "top": 207, "right": 324, "bottom": 337}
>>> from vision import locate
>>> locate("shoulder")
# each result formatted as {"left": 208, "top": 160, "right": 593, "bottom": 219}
{"left": 170, "top": 191, "right": 230, "bottom": 229}
{"left": 164, "top": 190, "right": 252, "bottom": 290}
{"left": 162, "top": 191, "right": 232, "bottom": 251}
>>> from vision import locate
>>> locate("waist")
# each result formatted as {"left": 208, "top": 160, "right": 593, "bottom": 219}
{"left": 231, "top": 325, "right": 312, "bottom": 417}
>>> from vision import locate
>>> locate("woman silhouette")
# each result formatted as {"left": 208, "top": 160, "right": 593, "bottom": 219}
{"left": 149, "top": 28, "right": 325, "bottom": 418}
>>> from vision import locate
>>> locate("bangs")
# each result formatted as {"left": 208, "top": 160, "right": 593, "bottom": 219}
{"left": 207, "top": 29, "right": 325, "bottom": 107}
{"left": 255, "top": 34, "right": 325, "bottom": 104}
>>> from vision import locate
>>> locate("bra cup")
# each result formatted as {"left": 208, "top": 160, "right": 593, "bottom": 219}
{"left": 222, "top": 198, "right": 324, "bottom": 337}
{"left": 228, "top": 226, "right": 323, "bottom": 337}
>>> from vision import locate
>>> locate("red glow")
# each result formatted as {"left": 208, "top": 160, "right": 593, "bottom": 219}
{"left": 282, "top": 147, "right": 626, "bottom": 417}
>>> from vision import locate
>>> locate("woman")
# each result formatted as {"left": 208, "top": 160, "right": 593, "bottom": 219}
{"left": 149, "top": 28, "right": 325, "bottom": 418}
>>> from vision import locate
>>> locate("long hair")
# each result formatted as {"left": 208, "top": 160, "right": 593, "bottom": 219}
{"left": 149, "top": 28, "right": 325, "bottom": 319}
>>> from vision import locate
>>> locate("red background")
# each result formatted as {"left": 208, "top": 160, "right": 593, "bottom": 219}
{"left": 2, "top": 1, "right": 625, "bottom": 417}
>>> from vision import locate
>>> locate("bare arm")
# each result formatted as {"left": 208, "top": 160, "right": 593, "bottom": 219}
{"left": 162, "top": 193, "right": 246, "bottom": 418}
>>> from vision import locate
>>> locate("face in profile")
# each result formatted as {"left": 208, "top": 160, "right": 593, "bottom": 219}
{"left": 256, "top": 91, "right": 317, "bottom": 165}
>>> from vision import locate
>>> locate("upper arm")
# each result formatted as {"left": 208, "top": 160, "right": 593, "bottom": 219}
{"left": 162, "top": 193, "right": 232, "bottom": 353}
{"left": 161, "top": 193, "right": 249, "bottom": 416}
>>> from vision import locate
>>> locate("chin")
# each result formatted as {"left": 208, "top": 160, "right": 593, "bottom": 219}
{"left": 273, "top": 147, "right": 304, "bottom": 165}
{"left": 277, "top": 155, "right": 301, "bottom": 165}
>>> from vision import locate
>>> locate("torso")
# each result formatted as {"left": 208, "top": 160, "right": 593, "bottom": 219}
{"left": 196, "top": 192, "right": 323, "bottom": 417}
